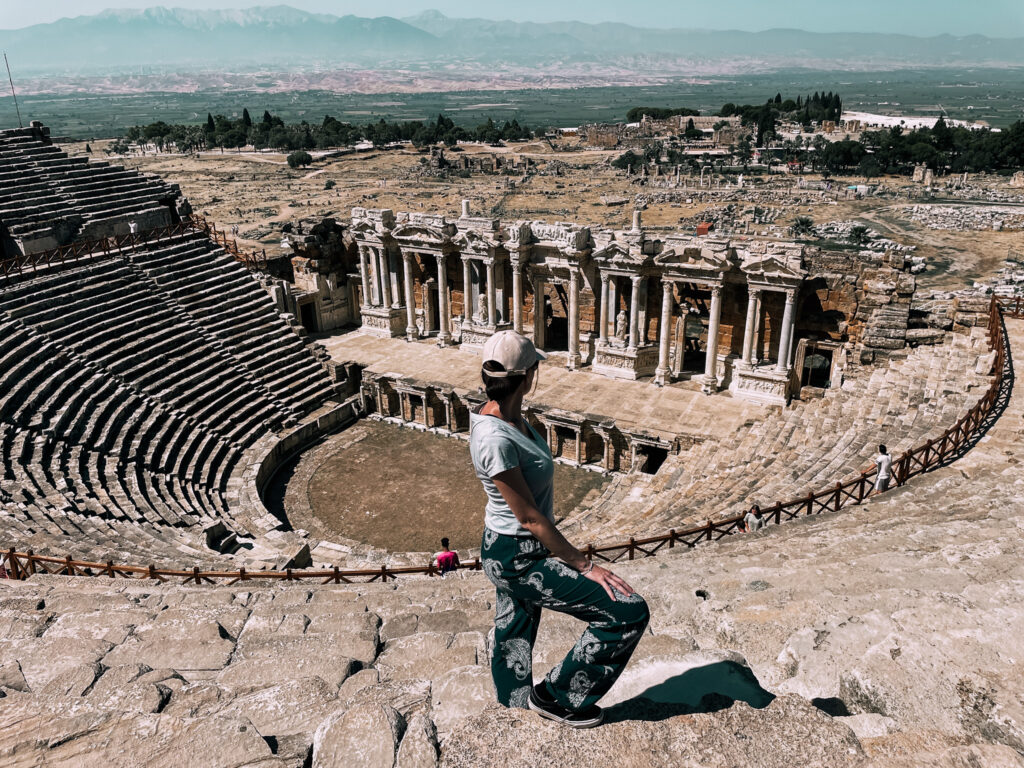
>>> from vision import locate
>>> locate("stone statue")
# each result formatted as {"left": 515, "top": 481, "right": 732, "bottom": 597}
{"left": 615, "top": 310, "right": 628, "bottom": 343}
{"left": 477, "top": 292, "right": 488, "bottom": 323}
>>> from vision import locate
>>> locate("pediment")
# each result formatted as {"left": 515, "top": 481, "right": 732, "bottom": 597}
{"left": 656, "top": 246, "right": 731, "bottom": 273}
{"left": 390, "top": 224, "right": 450, "bottom": 244}
{"left": 592, "top": 241, "right": 645, "bottom": 266}
{"left": 741, "top": 254, "right": 806, "bottom": 280}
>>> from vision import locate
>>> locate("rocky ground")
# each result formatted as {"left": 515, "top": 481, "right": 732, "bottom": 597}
{"left": 1, "top": 319, "right": 1021, "bottom": 766}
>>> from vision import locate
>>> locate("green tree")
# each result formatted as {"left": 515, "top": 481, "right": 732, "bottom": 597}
{"left": 791, "top": 216, "right": 815, "bottom": 238}
{"left": 849, "top": 225, "right": 872, "bottom": 246}
{"left": 242, "top": 108, "right": 252, "bottom": 129}
{"left": 287, "top": 150, "right": 313, "bottom": 169}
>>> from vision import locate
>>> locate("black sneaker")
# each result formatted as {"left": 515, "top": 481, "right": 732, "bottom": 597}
{"left": 528, "top": 681, "right": 604, "bottom": 728}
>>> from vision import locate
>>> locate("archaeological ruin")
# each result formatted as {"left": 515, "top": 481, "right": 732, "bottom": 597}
{"left": 2, "top": 123, "right": 1024, "bottom": 767}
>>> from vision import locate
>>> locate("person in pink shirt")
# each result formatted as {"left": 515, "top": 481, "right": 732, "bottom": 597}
{"left": 434, "top": 537, "right": 460, "bottom": 575}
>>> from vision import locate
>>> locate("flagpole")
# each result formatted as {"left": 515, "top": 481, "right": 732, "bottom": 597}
{"left": 4, "top": 52, "right": 23, "bottom": 129}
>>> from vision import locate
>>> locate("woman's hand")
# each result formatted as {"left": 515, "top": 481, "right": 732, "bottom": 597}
{"left": 583, "top": 564, "right": 636, "bottom": 601}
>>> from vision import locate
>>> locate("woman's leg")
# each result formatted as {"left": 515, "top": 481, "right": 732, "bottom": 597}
{"left": 507, "top": 556, "right": 650, "bottom": 712}
{"left": 490, "top": 588, "right": 541, "bottom": 708}
{"left": 482, "top": 529, "right": 543, "bottom": 708}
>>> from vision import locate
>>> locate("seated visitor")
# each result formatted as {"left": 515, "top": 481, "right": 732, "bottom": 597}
{"left": 434, "top": 537, "right": 460, "bottom": 575}
{"left": 744, "top": 504, "right": 766, "bottom": 532}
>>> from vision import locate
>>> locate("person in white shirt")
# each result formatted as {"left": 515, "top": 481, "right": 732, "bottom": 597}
{"left": 743, "top": 504, "right": 766, "bottom": 532}
{"left": 873, "top": 444, "right": 893, "bottom": 494}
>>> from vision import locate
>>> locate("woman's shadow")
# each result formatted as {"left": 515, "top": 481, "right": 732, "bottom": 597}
{"left": 602, "top": 660, "right": 776, "bottom": 723}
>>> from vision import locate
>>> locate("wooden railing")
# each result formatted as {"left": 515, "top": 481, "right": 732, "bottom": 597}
{"left": 0, "top": 214, "right": 267, "bottom": 285}
{"left": 1, "top": 298, "right": 1019, "bottom": 585}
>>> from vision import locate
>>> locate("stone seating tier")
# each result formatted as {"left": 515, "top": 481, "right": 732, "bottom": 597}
{"left": 0, "top": 235, "right": 338, "bottom": 564}
{"left": 562, "top": 327, "right": 992, "bottom": 540}
{"left": 0, "top": 128, "right": 183, "bottom": 252}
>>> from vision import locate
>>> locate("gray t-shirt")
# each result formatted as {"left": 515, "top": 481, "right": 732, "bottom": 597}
{"left": 469, "top": 411, "right": 554, "bottom": 536}
{"left": 744, "top": 512, "right": 766, "bottom": 531}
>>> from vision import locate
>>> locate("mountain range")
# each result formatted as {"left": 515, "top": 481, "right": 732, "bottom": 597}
{"left": 3, "top": 6, "right": 1024, "bottom": 74}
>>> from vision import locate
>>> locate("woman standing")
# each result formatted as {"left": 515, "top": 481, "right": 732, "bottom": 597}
{"left": 470, "top": 330, "right": 650, "bottom": 728}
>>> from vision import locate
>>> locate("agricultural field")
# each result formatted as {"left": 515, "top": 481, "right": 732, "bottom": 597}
{"left": 4, "top": 68, "right": 1024, "bottom": 139}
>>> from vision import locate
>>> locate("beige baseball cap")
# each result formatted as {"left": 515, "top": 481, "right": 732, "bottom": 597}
{"left": 481, "top": 330, "right": 546, "bottom": 377}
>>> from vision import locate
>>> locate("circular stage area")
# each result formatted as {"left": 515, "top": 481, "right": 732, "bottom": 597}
{"left": 271, "top": 420, "right": 610, "bottom": 553}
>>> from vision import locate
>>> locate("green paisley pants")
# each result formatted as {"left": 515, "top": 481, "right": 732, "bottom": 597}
{"left": 481, "top": 528, "right": 651, "bottom": 711}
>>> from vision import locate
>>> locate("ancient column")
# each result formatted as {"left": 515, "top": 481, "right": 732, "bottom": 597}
{"left": 741, "top": 288, "right": 761, "bottom": 365}
{"left": 402, "top": 252, "right": 417, "bottom": 341}
{"left": 511, "top": 258, "right": 523, "bottom": 333}
{"left": 358, "top": 246, "right": 371, "bottom": 308}
{"left": 655, "top": 279, "right": 673, "bottom": 385}
{"left": 486, "top": 260, "right": 497, "bottom": 327}
{"left": 599, "top": 273, "right": 609, "bottom": 344}
{"left": 532, "top": 273, "right": 546, "bottom": 349}
{"left": 461, "top": 256, "right": 472, "bottom": 321}
{"left": 627, "top": 275, "right": 642, "bottom": 350}
{"left": 751, "top": 290, "right": 763, "bottom": 365}
{"left": 436, "top": 254, "right": 452, "bottom": 346}
{"left": 568, "top": 269, "right": 581, "bottom": 369}
{"left": 776, "top": 289, "right": 796, "bottom": 373}
{"left": 702, "top": 285, "right": 723, "bottom": 394}
{"left": 377, "top": 248, "right": 393, "bottom": 308}
{"left": 574, "top": 428, "right": 583, "bottom": 464}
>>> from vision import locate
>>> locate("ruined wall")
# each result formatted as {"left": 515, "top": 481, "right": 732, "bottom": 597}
{"left": 803, "top": 248, "right": 916, "bottom": 355}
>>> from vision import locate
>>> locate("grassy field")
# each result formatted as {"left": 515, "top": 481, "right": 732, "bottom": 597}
{"left": 2, "top": 68, "right": 1022, "bottom": 139}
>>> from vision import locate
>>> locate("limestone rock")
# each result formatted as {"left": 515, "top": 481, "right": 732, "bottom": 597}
{"left": 40, "top": 662, "right": 102, "bottom": 697}
{"left": 0, "top": 692, "right": 285, "bottom": 768}
{"left": 440, "top": 695, "right": 864, "bottom": 768}
{"left": 397, "top": 713, "right": 439, "bottom": 768}
{"left": 376, "top": 632, "right": 477, "bottom": 681}
{"left": 225, "top": 676, "right": 341, "bottom": 739}
{"left": 430, "top": 665, "right": 494, "bottom": 739}
{"left": 0, "top": 661, "right": 29, "bottom": 693}
{"left": 313, "top": 702, "right": 404, "bottom": 768}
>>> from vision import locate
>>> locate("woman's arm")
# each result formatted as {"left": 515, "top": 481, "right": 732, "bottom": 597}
{"left": 491, "top": 467, "right": 635, "bottom": 600}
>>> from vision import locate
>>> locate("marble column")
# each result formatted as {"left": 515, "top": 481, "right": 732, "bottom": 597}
{"left": 358, "top": 246, "right": 371, "bottom": 308}
{"left": 402, "top": 252, "right": 417, "bottom": 341}
{"left": 776, "top": 288, "right": 797, "bottom": 372}
{"left": 741, "top": 287, "right": 761, "bottom": 365}
{"left": 532, "top": 273, "right": 546, "bottom": 349}
{"left": 655, "top": 279, "right": 673, "bottom": 385}
{"left": 377, "top": 248, "right": 393, "bottom": 308}
{"left": 702, "top": 285, "right": 723, "bottom": 394}
{"left": 751, "top": 290, "right": 763, "bottom": 365}
{"left": 627, "top": 275, "right": 642, "bottom": 350}
{"left": 511, "top": 258, "right": 523, "bottom": 333}
{"left": 609, "top": 277, "right": 619, "bottom": 337}
{"left": 486, "top": 260, "right": 497, "bottom": 327}
{"left": 568, "top": 269, "right": 581, "bottom": 369}
{"left": 436, "top": 254, "right": 451, "bottom": 346}
{"left": 461, "top": 256, "right": 472, "bottom": 321}
{"left": 599, "top": 273, "right": 609, "bottom": 344}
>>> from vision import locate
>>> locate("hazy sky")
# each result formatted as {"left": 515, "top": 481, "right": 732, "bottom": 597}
{"left": 2, "top": 0, "right": 1023, "bottom": 36}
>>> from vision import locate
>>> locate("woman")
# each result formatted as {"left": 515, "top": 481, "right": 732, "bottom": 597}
{"left": 470, "top": 330, "right": 650, "bottom": 728}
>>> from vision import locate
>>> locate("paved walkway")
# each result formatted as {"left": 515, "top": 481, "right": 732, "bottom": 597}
{"left": 318, "top": 330, "right": 766, "bottom": 440}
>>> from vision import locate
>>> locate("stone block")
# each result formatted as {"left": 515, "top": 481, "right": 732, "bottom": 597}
{"left": 396, "top": 712, "right": 439, "bottom": 768}
{"left": 313, "top": 703, "right": 403, "bottom": 768}
{"left": 376, "top": 632, "right": 477, "bottom": 681}
{"left": 430, "top": 665, "right": 494, "bottom": 739}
